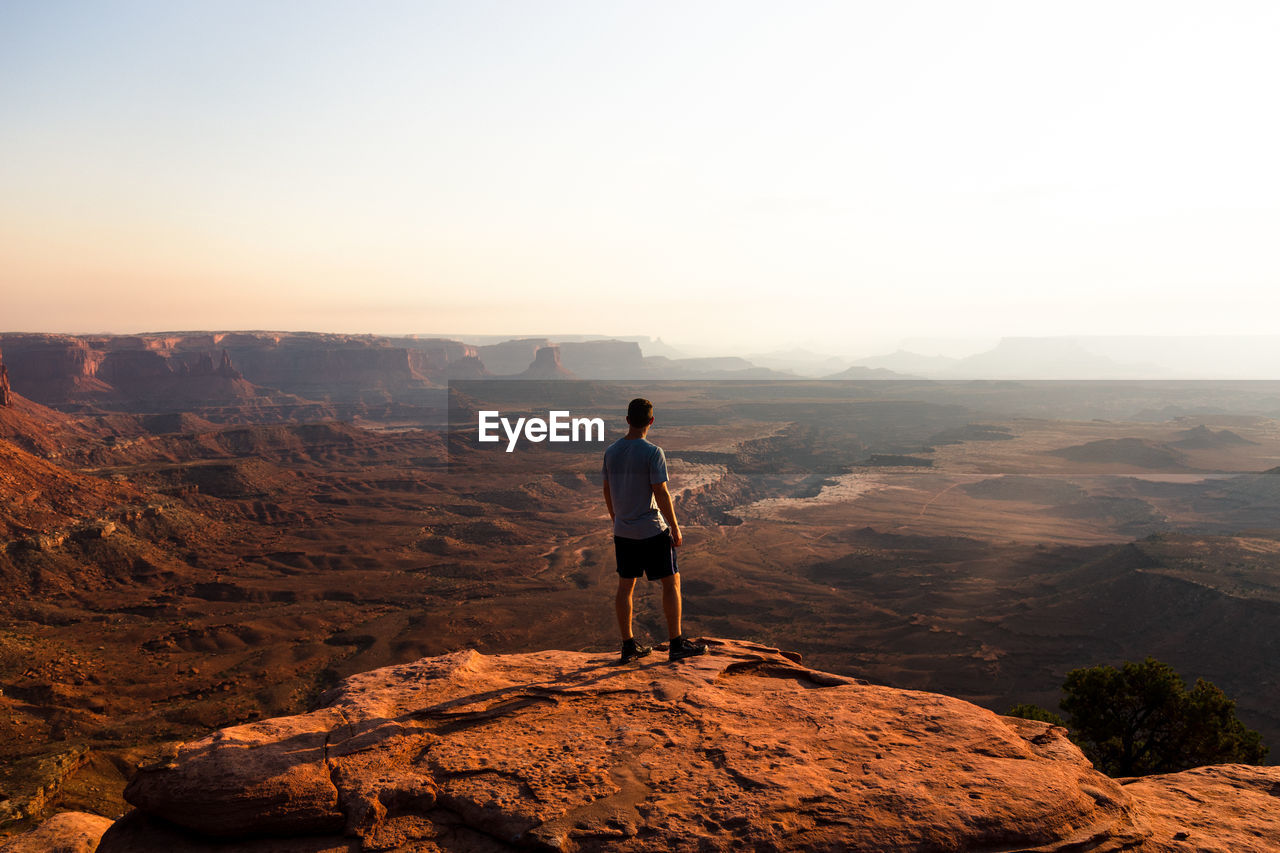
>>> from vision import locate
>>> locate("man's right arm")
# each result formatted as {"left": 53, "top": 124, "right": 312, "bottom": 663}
{"left": 603, "top": 479, "right": 614, "bottom": 521}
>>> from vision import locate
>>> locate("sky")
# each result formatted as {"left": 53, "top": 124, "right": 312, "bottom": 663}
{"left": 2, "top": 1, "right": 1278, "bottom": 358}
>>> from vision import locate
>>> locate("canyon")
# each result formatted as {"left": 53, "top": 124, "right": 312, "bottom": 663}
{"left": 1, "top": 333, "right": 1278, "bottom": 849}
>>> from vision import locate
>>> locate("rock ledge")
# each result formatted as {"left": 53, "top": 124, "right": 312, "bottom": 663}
{"left": 88, "top": 639, "right": 1279, "bottom": 852}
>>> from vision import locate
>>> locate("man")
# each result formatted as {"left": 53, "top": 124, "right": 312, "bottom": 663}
{"left": 602, "top": 397, "right": 707, "bottom": 663}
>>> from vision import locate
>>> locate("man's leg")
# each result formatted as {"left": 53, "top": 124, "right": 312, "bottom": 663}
{"left": 661, "top": 567, "right": 706, "bottom": 661}
{"left": 660, "top": 573, "right": 682, "bottom": 641}
{"left": 616, "top": 576, "right": 639, "bottom": 640}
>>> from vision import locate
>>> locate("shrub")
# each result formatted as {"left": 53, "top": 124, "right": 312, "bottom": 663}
{"left": 1012, "top": 657, "right": 1268, "bottom": 777}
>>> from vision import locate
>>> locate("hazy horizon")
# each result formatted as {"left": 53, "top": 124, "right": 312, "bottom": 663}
{"left": 10, "top": 328, "right": 1280, "bottom": 378}
{"left": 4, "top": 2, "right": 1278, "bottom": 354}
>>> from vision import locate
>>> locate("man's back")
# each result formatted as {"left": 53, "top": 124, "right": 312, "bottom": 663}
{"left": 602, "top": 437, "right": 668, "bottom": 539}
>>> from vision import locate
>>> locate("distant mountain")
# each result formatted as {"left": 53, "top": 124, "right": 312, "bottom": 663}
{"left": 1049, "top": 437, "right": 1186, "bottom": 469}
{"left": 630, "top": 336, "right": 686, "bottom": 359}
{"left": 0, "top": 332, "right": 439, "bottom": 412}
{"left": 854, "top": 336, "right": 1280, "bottom": 380}
{"left": 555, "top": 340, "right": 645, "bottom": 376}
{"left": 476, "top": 338, "right": 553, "bottom": 376}
{"left": 823, "top": 365, "right": 917, "bottom": 379}
{"left": 747, "top": 348, "right": 850, "bottom": 377}
{"left": 1075, "top": 335, "right": 1280, "bottom": 379}
{"left": 1171, "top": 425, "right": 1257, "bottom": 448}
{"left": 951, "top": 338, "right": 1144, "bottom": 379}
{"left": 855, "top": 338, "right": 1152, "bottom": 379}
{"left": 636, "top": 356, "right": 794, "bottom": 379}
{"left": 852, "top": 350, "right": 960, "bottom": 376}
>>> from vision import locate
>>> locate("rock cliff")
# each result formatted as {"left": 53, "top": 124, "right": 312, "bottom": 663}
{"left": 555, "top": 340, "right": 644, "bottom": 377}
{"left": 0, "top": 335, "right": 271, "bottom": 410}
{"left": 476, "top": 339, "right": 553, "bottom": 377}
{"left": 0, "top": 335, "right": 110, "bottom": 402}
{"left": 517, "top": 347, "right": 576, "bottom": 380}
{"left": 81, "top": 639, "right": 1279, "bottom": 852}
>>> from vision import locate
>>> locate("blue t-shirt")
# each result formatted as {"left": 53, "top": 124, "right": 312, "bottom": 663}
{"left": 602, "top": 437, "right": 669, "bottom": 539}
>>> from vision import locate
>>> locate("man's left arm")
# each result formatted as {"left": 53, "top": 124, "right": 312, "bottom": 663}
{"left": 651, "top": 481, "right": 682, "bottom": 547}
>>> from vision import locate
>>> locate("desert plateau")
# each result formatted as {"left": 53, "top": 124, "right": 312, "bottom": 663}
{"left": 9, "top": 3, "right": 1280, "bottom": 847}
{"left": 2, "top": 332, "right": 1279, "bottom": 851}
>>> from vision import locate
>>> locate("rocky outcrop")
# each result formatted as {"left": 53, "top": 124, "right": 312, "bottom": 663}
{"left": 1171, "top": 424, "right": 1256, "bottom": 448}
{"left": 1049, "top": 438, "right": 1186, "bottom": 469}
{"left": 1120, "top": 764, "right": 1280, "bottom": 851}
{"left": 0, "top": 361, "right": 10, "bottom": 406}
{"left": 0, "top": 333, "right": 455, "bottom": 410}
{"left": 0, "top": 332, "right": 802, "bottom": 410}
{"left": 394, "top": 338, "right": 478, "bottom": 378}
{"left": 0, "top": 811, "right": 113, "bottom": 853}
{"left": 0, "top": 749, "right": 91, "bottom": 832}
{"left": 555, "top": 341, "right": 644, "bottom": 377}
{"left": 95, "top": 639, "right": 1279, "bottom": 852}
{"left": 476, "top": 339, "right": 552, "bottom": 377}
{"left": 0, "top": 335, "right": 271, "bottom": 409}
{"left": 0, "top": 335, "right": 109, "bottom": 403}
{"left": 209, "top": 349, "right": 243, "bottom": 380}
{"left": 517, "top": 346, "right": 576, "bottom": 380}
{"left": 220, "top": 335, "right": 427, "bottom": 399}
{"left": 446, "top": 355, "right": 490, "bottom": 380}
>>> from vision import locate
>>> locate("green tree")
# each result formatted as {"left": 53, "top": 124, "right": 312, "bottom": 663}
{"left": 1006, "top": 703, "right": 1066, "bottom": 727}
{"left": 1058, "top": 657, "right": 1266, "bottom": 776}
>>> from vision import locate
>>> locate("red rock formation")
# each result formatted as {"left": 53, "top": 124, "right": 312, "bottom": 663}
{"left": 217, "top": 334, "right": 432, "bottom": 400}
{"left": 0, "top": 335, "right": 110, "bottom": 403}
{"left": 178, "top": 349, "right": 244, "bottom": 380}
{"left": 0, "top": 332, "right": 450, "bottom": 409}
{"left": 477, "top": 338, "right": 553, "bottom": 376}
{"left": 517, "top": 346, "right": 576, "bottom": 380}
{"left": 0, "top": 335, "right": 270, "bottom": 407}
{"left": 96, "top": 639, "right": 1280, "bottom": 852}
{"left": 0, "top": 811, "right": 112, "bottom": 853}
{"left": 1120, "top": 764, "right": 1280, "bottom": 850}
{"left": 97, "top": 349, "right": 174, "bottom": 386}
{"left": 446, "top": 355, "right": 489, "bottom": 380}
{"left": 0, "top": 362, "right": 10, "bottom": 407}
{"left": 215, "top": 349, "right": 242, "bottom": 379}
{"left": 556, "top": 339, "right": 644, "bottom": 377}
{"left": 401, "top": 340, "right": 481, "bottom": 384}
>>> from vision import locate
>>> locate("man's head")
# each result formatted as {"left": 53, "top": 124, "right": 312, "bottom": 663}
{"left": 626, "top": 397, "right": 654, "bottom": 428}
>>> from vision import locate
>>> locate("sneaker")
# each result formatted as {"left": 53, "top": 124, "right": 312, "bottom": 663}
{"left": 620, "top": 638, "right": 652, "bottom": 664}
{"left": 667, "top": 636, "right": 708, "bottom": 662}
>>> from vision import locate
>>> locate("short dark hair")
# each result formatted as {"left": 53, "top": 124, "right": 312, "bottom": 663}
{"left": 626, "top": 398, "right": 653, "bottom": 427}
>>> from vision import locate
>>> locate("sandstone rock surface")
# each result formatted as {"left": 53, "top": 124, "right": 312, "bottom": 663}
{"left": 1120, "top": 764, "right": 1280, "bottom": 852}
{"left": 99, "top": 640, "right": 1280, "bottom": 852}
{"left": 0, "top": 811, "right": 113, "bottom": 853}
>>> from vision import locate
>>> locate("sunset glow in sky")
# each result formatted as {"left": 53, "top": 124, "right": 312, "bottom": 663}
{"left": 2, "top": 1, "right": 1278, "bottom": 355}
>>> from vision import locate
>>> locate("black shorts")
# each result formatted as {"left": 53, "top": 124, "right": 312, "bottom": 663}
{"left": 614, "top": 530, "right": 678, "bottom": 581}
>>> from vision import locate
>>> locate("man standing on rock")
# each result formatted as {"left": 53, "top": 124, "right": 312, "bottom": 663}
{"left": 603, "top": 397, "right": 707, "bottom": 664}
